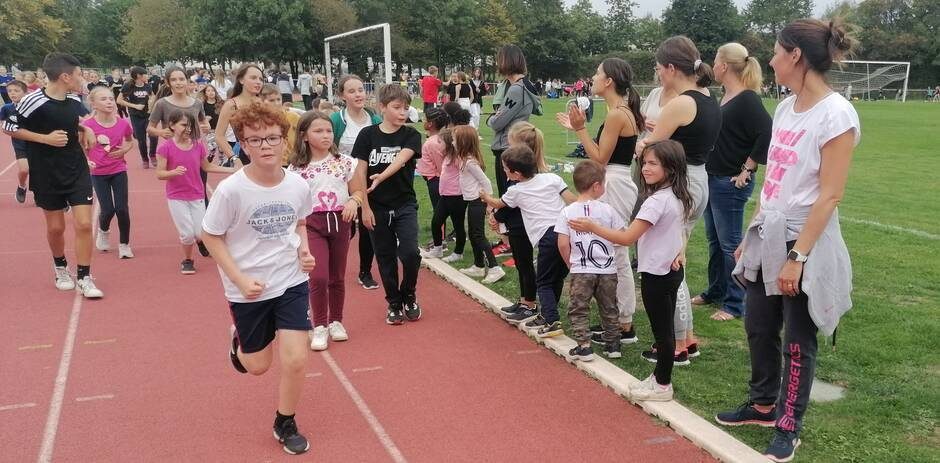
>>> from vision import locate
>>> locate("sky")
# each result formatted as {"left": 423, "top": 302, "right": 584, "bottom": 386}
{"left": 572, "top": 0, "right": 839, "bottom": 17}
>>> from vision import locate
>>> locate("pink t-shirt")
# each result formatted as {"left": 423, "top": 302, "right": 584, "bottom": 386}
{"left": 635, "top": 187, "right": 685, "bottom": 276}
{"left": 416, "top": 134, "right": 445, "bottom": 178}
{"left": 438, "top": 156, "right": 461, "bottom": 196}
{"left": 82, "top": 117, "right": 133, "bottom": 176}
{"left": 156, "top": 139, "right": 208, "bottom": 201}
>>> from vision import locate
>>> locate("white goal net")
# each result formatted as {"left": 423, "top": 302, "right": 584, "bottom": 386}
{"left": 828, "top": 60, "right": 911, "bottom": 101}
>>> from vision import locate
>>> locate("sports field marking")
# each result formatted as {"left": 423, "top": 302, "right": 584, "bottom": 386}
{"left": 515, "top": 349, "right": 543, "bottom": 355}
{"left": 0, "top": 160, "right": 16, "bottom": 177}
{"left": 18, "top": 344, "right": 53, "bottom": 351}
{"left": 74, "top": 394, "right": 114, "bottom": 402}
{"left": 0, "top": 402, "right": 37, "bottom": 412}
{"left": 841, "top": 216, "right": 939, "bottom": 240}
{"left": 351, "top": 366, "right": 383, "bottom": 373}
{"left": 83, "top": 338, "right": 116, "bottom": 345}
{"left": 37, "top": 290, "right": 84, "bottom": 463}
{"left": 304, "top": 372, "right": 322, "bottom": 378}
{"left": 322, "top": 352, "right": 407, "bottom": 463}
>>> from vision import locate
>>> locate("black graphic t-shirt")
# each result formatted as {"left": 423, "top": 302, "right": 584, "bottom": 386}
{"left": 351, "top": 124, "right": 422, "bottom": 210}
{"left": 120, "top": 82, "right": 153, "bottom": 118}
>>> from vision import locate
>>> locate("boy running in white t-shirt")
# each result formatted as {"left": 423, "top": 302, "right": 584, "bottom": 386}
{"left": 555, "top": 160, "right": 625, "bottom": 361}
{"left": 201, "top": 102, "right": 316, "bottom": 455}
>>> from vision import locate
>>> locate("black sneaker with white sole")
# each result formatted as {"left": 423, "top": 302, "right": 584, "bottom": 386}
{"left": 180, "top": 259, "right": 196, "bottom": 274}
{"left": 505, "top": 307, "right": 538, "bottom": 324}
{"left": 403, "top": 301, "right": 421, "bottom": 321}
{"left": 229, "top": 328, "right": 247, "bottom": 374}
{"left": 386, "top": 304, "right": 404, "bottom": 325}
{"left": 500, "top": 302, "right": 531, "bottom": 316}
{"left": 764, "top": 429, "right": 801, "bottom": 462}
{"left": 591, "top": 329, "right": 638, "bottom": 345}
{"left": 273, "top": 416, "right": 310, "bottom": 455}
{"left": 524, "top": 315, "right": 547, "bottom": 329}
{"left": 641, "top": 347, "right": 690, "bottom": 366}
{"left": 715, "top": 401, "right": 777, "bottom": 427}
{"left": 604, "top": 341, "right": 622, "bottom": 359}
{"left": 569, "top": 345, "right": 594, "bottom": 361}
{"left": 358, "top": 272, "right": 379, "bottom": 290}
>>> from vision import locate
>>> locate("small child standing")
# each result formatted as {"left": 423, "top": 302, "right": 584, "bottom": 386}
{"left": 415, "top": 108, "right": 450, "bottom": 251}
{"left": 288, "top": 111, "right": 366, "bottom": 351}
{"left": 453, "top": 125, "right": 504, "bottom": 283}
{"left": 482, "top": 145, "right": 576, "bottom": 337}
{"left": 423, "top": 128, "right": 466, "bottom": 262}
{"left": 568, "top": 140, "right": 693, "bottom": 401}
{"left": 555, "top": 160, "right": 625, "bottom": 361}
{"left": 83, "top": 87, "right": 135, "bottom": 258}
{"left": 352, "top": 84, "right": 423, "bottom": 325}
{"left": 156, "top": 108, "right": 234, "bottom": 274}
{"left": 0, "top": 80, "right": 30, "bottom": 203}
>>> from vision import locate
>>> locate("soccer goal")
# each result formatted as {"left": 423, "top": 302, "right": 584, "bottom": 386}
{"left": 828, "top": 60, "right": 911, "bottom": 102}
{"left": 324, "top": 23, "right": 392, "bottom": 101}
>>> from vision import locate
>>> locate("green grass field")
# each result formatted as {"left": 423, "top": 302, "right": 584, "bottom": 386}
{"left": 405, "top": 97, "right": 940, "bottom": 462}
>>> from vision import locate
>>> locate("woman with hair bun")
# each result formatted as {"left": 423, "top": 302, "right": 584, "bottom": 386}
{"left": 692, "top": 42, "right": 773, "bottom": 322}
{"left": 715, "top": 19, "right": 860, "bottom": 463}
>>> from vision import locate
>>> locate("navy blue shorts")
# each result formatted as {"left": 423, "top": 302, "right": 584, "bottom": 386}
{"left": 229, "top": 281, "right": 312, "bottom": 354}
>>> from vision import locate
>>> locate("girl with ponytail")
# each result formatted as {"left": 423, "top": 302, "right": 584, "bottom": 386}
{"left": 556, "top": 57, "right": 645, "bottom": 345}
{"left": 692, "top": 42, "right": 773, "bottom": 322}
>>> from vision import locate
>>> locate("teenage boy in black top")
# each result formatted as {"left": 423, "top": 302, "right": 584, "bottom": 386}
{"left": 2, "top": 53, "right": 103, "bottom": 298}
{"left": 118, "top": 66, "right": 158, "bottom": 168}
{"left": 352, "top": 84, "right": 423, "bottom": 325}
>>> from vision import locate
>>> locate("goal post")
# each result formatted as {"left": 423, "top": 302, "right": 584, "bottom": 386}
{"left": 828, "top": 60, "right": 911, "bottom": 102}
{"left": 324, "top": 23, "right": 392, "bottom": 101}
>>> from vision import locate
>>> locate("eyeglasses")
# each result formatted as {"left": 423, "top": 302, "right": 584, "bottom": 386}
{"left": 242, "top": 135, "right": 284, "bottom": 147}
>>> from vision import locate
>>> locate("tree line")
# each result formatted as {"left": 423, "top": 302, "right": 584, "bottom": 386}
{"left": 2, "top": 0, "right": 939, "bottom": 86}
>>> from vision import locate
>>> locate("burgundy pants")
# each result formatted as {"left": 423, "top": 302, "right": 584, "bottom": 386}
{"left": 307, "top": 212, "right": 352, "bottom": 327}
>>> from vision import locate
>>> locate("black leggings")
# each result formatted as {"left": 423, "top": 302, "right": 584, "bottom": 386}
{"left": 508, "top": 233, "right": 535, "bottom": 302}
{"left": 640, "top": 268, "right": 684, "bottom": 386}
{"left": 493, "top": 149, "right": 508, "bottom": 195}
{"left": 91, "top": 172, "right": 130, "bottom": 244}
{"left": 466, "top": 199, "right": 496, "bottom": 268}
{"left": 431, "top": 195, "right": 466, "bottom": 254}
{"left": 354, "top": 208, "right": 374, "bottom": 275}
{"left": 129, "top": 115, "right": 157, "bottom": 163}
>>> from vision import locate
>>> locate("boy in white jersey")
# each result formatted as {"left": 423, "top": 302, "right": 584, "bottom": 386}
{"left": 555, "top": 160, "right": 625, "bottom": 361}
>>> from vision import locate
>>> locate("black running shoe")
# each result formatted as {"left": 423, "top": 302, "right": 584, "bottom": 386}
{"left": 500, "top": 302, "right": 530, "bottom": 316}
{"left": 15, "top": 186, "right": 27, "bottom": 204}
{"left": 196, "top": 241, "right": 210, "bottom": 257}
{"left": 505, "top": 307, "right": 538, "bottom": 324}
{"left": 687, "top": 342, "right": 700, "bottom": 358}
{"left": 386, "top": 304, "right": 404, "bottom": 325}
{"left": 403, "top": 301, "right": 421, "bottom": 321}
{"left": 229, "top": 327, "right": 247, "bottom": 374}
{"left": 764, "top": 429, "right": 800, "bottom": 462}
{"left": 569, "top": 345, "right": 594, "bottom": 361}
{"left": 180, "top": 259, "right": 196, "bottom": 274}
{"left": 604, "top": 341, "right": 622, "bottom": 359}
{"left": 591, "top": 329, "right": 638, "bottom": 345}
{"left": 358, "top": 272, "right": 379, "bottom": 290}
{"left": 524, "top": 315, "right": 547, "bottom": 329}
{"left": 715, "top": 401, "right": 777, "bottom": 427}
{"left": 641, "top": 347, "right": 690, "bottom": 366}
{"left": 273, "top": 416, "right": 310, "bottom": 455}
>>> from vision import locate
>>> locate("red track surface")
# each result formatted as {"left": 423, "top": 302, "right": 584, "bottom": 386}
{"left": 0, "top": 134, "right": 713, "bottom": 462}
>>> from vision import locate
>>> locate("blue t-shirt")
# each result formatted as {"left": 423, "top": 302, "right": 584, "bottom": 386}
{"left": 0, "top": 103, "right": 27, "bottom": 153}
{"left": 0, "top": 74, "right": 12, "bottom": 97}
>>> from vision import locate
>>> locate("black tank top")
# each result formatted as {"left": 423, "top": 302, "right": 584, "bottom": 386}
{"left": 670, "top": 90, "right": 721, "bottom": 166}
{"left": 595, "top": 106, "right": 638, "bottom": 166}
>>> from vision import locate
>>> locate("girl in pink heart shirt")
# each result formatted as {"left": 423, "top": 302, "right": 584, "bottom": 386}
{"left": 289, "top": 111, "right": 366, "bottom": 351}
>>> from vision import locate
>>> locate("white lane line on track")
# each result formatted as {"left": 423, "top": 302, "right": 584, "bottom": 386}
{"left": 0, "top": 160, "right": 16, "bottom": 177}
{"left": 18, "top": 344, "right": 53, "bottom": 351}
{"left": 0, "top": 402, "right": 37, "bottom": 412}
{"left": 351, "top": 366, "right": 383, "bottom": 373}
{"left": 36, "top": 203, "right": 99, "bottom": 463}
{"left": 305, "top": 372, "right": 322, "bottom": 378}
{"left": 321, "top": 352, "right": 407, "bottom": 463}
{"left": 83, "top": 339, "right": 116, "bottom": 345}
{"left": 515, "top": 350, "right": 542, "bottom": 355}
{"left": 74, "top": 394, "right": 114, "bottom": 402}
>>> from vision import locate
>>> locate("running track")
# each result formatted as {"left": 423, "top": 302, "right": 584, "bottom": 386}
{"left": 0, "top": 134, "right": 713, "bottom": 462}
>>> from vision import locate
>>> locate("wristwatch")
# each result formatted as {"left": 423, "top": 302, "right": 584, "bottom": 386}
{"left": 787, "top": 249, "right": 808, "bottom": 263}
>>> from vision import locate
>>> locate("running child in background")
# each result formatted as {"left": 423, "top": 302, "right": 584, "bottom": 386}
{"left": 556, "top": 160, "right": 625, "bottom": 361}
{"left": 155, "top": 108, "right": 235, "bottom": 274}
{"left": 352, "top": 84, "right": 423, "bottom": 325}
{"left": 2, "top": 53, "right": 103, "bottom": 298}
{"left": 201, "top": 102, "right": 316, "bottom": 455}
{"left": 422, "top": 128, "right": 466, "bottom": 263}
{"left": 481, "top": 145, "right": 576, "bottom": 338}
{"left": 420, "top": 66, "right": 443, "bottom": 113}
{"left": 453, "top": 125, "right": 504, "bottom": 284}
{"left": 117, "top": 66, "right": 157, "bottom": 169}
{"left": 414, "top": 108, "right": 451, "bottom": 252}
{"left": 568, "top": 140, "right": 693, "bottom": 402}
{"left": 330, "top": 74, "right": 383, "bottom": 290}
{"left": 0, "top": 80, "right": 30, "bottom": 203}
{"left": 83, "top": 87, "right": 135, "bottom": 259}
{"left": 289, "top": 111, "right": 366, "bottom": 352}
{"left": 259, "top": 83, "right": 299, "bottom": 166}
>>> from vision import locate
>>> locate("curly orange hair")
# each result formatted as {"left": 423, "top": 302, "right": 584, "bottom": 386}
{"left": 230, "top": 102, "right": 290, "bottom": 140}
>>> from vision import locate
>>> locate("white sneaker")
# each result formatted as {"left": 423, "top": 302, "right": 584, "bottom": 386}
{"left": 630, "top": 374, "right": 673, "bottom": 402}
{"left": 482, "top": 266, "right": 506, "bottom": 284}
{"left": 118, "top": 244, "right": 134, "bottom": 259}
{"left": 95, "top": 229, "right": 111, "bottom": 251}
{"left": 421, "top": 245, "right": 444, "bottom": 258}
{"left": 310, "top": 325, "right": 329, "bottom": 351}
{"left": 54, "top": 266, "right": 75, "bottom": 291}
{"left": 459, "top": 265, "right": 486, "bottom": 278}
{"left": 328, "top": 321, "right": 349, "bottom": 341}
{"left": 441, "top": 253, "right": 462, "bottom": 263}
{"left": 76, "top": 276, "right": 104, "bottom": 299}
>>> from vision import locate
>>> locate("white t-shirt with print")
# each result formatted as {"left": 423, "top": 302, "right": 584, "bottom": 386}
{"left": 555, "top": 200, "right": 625, "bottom": 274}
{"left": 635, "top": 188, "right": 685, "bottom": 276}
{"left": 761, "top": 93, "right": 860, "bottom": 214}
{"left": 289, "top": 154, "right": 358, "bottom": 213}
{"left": 338, "top": 111, "right": 370, "bottom": 157}
{"left": 501, "top": 173, "right": 569, "bottom": 246}
{"left": 203, "top": 169, "right": 314, "bottom": 303}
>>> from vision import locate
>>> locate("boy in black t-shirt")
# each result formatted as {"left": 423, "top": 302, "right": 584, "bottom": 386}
{"left": 118, "top": 66, "right": 158, "bottom": 167}
{"left": 352, "top": 84, "right": 423, "bottom": 325}
{"left": 2, "top": 53, "right": 103, "bottom": 298}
